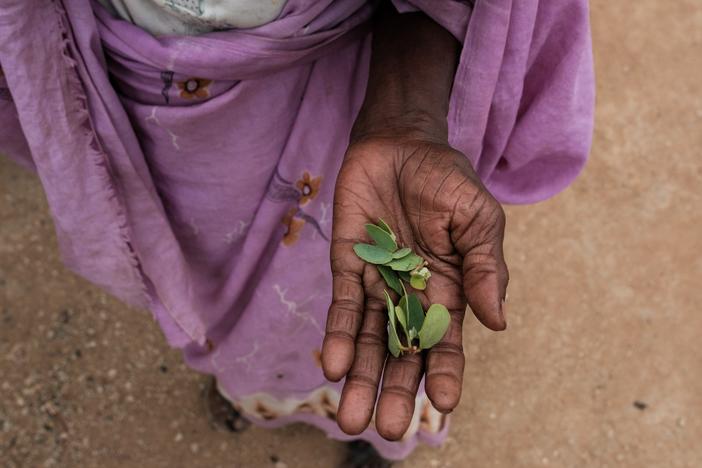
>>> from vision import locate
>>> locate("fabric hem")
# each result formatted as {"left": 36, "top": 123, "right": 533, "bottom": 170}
{"left": 53, "top": 0, "right": 150, "bottom": 307}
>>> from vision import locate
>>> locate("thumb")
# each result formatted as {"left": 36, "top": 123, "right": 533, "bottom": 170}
{"left": 451, "top": 191, "right": 509, "bottom": 330}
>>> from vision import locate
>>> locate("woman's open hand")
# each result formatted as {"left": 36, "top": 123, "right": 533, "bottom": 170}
{"left": 322, "top": 136, "right": 509, "bottom": 440}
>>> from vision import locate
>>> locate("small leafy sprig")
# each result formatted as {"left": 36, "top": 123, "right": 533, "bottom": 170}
{"left": 353, "top": 220, "right": 451, "bottom": 357}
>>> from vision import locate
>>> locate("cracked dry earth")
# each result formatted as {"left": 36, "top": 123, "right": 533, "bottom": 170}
{"left": 1, "top": 1, "right": 701, "bottom": 467}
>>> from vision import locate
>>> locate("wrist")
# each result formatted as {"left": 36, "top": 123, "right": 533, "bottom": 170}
{"left": 350, "top": 108, "right": 448, "bottom": 145}
{"left": 350, "top": 9, "right": 459, "bottom": 147}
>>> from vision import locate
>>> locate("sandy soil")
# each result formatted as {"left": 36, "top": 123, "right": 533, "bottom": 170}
{"left": 1, "top": 1, "right": 701, "bottom": 467}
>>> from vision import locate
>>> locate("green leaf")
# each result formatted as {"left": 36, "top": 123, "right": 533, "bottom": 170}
{"left": 376, "top": 218, "right": 395, "bottom": 238}
{"left": 406, "top": 294, "right": 425, "bottom": 336}
{"left": 391, "top": 247, "right": 412, "bottom": 259}
{"left": 418, "top": 304, "right": 451, "bottom": 349}
{"left": 383, "top": 289, "right": 397, "bottom": 330}
{"left": 384, "top": 290, "right": 395, "bottom": 319}
{"left": 377, "top": 265, "right": 403, "bottom": 295}
{"left": 385, "top": 253, "right": 424, "bottom": 272}
{"left": 387, "top": 321, "right": 402, "bottom": 358}
{"left": 353, "top": 243, "right": 393, "bottom": 264}
{"left": 410, "top": 275, "right": 427, "bottom": 290}
{"left": 384, "top": 291, "right": 402, "bottom": 357}
{"left": 397, "top": 295, "right": 408, "bottom": 330}
{"left": 389, "top": 289, "right": 408, "bottom": 335}
{"left": 365, "top": 224, "right": 398, "bottom": 251}
{"left": 398, "top": 271, "right": 411, "bottom": 282}
{"left": 395, "top": 305, "right": 408, "bottom": 337}
{"left": 398, "top": 294, "right": 407, "bottom": 311}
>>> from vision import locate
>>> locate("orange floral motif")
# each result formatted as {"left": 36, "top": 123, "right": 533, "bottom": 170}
{"left": 176, "top": 77, "right": 212, "bottom": 99}
{"left": 282, "top": 207, "right": 305, "bottom": 246}
{"left": 295, "top": 171, "right": 322, "bottom": 205}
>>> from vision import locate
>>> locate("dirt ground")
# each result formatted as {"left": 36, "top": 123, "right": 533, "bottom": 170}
{"left": 1, "top": 1, "right": 701, "bottom": 467}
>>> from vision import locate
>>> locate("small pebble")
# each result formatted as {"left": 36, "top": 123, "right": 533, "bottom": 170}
{"left": 174, "top": 432, "right": 183, "bottom": 442}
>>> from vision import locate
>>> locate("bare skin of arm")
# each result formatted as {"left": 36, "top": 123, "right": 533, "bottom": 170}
{"left": 321, "top": 6, "right": 510, "bottom": 440}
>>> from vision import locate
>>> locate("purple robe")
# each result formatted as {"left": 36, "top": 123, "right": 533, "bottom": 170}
{"left": 0, "top": 0, "right": 594, "bottom": 459}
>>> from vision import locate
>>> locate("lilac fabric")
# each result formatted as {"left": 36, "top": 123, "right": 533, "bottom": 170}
{"left": 0, "top": 0, "right": 594, "bottom": 459}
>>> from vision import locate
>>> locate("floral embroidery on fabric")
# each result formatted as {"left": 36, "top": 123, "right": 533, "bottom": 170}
{"left": 282, "top": 208, "right": 305, "bottom": 246}
{"left": 267, "top": 171, "right": 302, "bottom": 202}
{"left": 177, "top": 77, "right": 212, "bottom": 99}
{"left": 296, "top": 172, "right": 322, "bottom": 205}
{"left": 268, "top": 168, "right": 329, "bottom": 246}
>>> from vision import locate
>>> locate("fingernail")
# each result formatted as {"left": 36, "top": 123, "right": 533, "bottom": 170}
{"left": 499, "top": 297, "right": 508, "bottom": 325}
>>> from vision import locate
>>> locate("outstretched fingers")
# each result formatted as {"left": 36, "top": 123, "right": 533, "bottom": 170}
{"left": 375, "top": 352, "right": 424, "bottom": 440}
{"left": 425, "top": 308, "right": 466, "bottom": 413}
{"left": 336, "top": 297, "right": 388, "bottom": 435}
{"left": 322, "top": 249, "right": 365, "bottom": 382}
